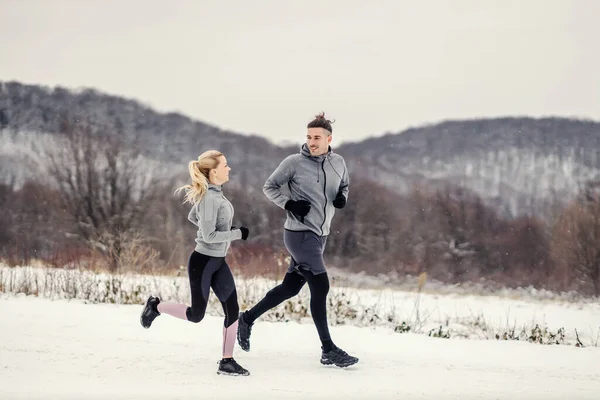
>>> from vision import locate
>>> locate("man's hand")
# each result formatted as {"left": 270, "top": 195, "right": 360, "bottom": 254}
{"left": 285, "top": 200, "right": 311, "bottom": 222}
{"left": 333, "top": 192, "right": 346, "bottom": 209}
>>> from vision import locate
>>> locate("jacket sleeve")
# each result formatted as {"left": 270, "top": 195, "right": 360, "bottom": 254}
{"left": 339, "top": 158, "right": 349, "bottom": 200}
{"left": 263, "top": 155, "right": 296, "bottom": 209}
{"left": 196, "top": 197, "right": 242, "bottom": 243}
{"left": 188, "top": 203, "right": 199, "bottom": 226}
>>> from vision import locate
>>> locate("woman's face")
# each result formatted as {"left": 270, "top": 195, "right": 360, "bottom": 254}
{"left": 212, "top": 155, "right": 231, "bottom": 184}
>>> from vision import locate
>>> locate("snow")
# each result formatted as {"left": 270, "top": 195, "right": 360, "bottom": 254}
{"left": 1, "top": 294, "right": 599, "bottom": 400}
{"left": 2, "top": 265, "right": 599, "bottom": 345}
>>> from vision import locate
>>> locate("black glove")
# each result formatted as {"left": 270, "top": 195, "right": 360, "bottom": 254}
{"left": 285, "top": 200, "right": 311, "bottom": 222}
{"left": 239, "top": 226, "right": 249, "bottom": 240}
{"left": 333, "top": 192, "right": 346, "bottom": 209}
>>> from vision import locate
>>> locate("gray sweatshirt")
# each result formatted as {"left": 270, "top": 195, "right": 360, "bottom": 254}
{"left": 187, "top": 184, "right": 242, "bottom": 257}
{"left": 263, "top": 144, "right": 349, "bottom": 236}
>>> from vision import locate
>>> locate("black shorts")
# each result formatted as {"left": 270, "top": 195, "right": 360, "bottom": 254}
{"left": 284, "top": 229, "right": 328, "bottom": 275}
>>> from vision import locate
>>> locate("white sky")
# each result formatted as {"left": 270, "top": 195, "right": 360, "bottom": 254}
{"left": 1, "top": 0, "right": 599, "bottom": 145}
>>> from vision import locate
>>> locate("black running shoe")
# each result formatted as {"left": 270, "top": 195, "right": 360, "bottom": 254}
{"left": 237, "top": 311, "right": 253, "bottom": 352}
{"left": 140, "top": 295, "right": 161, "bottom": 329}
{"left": 217, "top": 358, "right": 250, "bottom": 376}
{"left": 320, "top": 345, "right": 359, "bottom": 368}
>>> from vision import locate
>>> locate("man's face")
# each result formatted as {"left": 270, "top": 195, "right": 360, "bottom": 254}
{"left": 306, "top": 128, "right": 332, "bottom": 156}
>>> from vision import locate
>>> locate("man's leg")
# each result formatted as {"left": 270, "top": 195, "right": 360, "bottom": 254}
{"left": 244, "top": 271, "right": 306, "bottom": 324}
{"left": 284, "top": 231, "right": 359, "bottom": 367}
{"left": 300, "top": 269, "right": 358, "bottom": 367}
{"left": 237, "top": 271, "right": 306, "bottom": 351}
{"left": 297, "top": 269, "right": 333, "bottom": 352}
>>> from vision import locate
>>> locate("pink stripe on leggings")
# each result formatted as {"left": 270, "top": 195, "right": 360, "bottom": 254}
{"left": 157, "top": 302, "right": 188, "bottom": 320}
{"left": 222, "top": 320, "right": 238, "bottom": 358}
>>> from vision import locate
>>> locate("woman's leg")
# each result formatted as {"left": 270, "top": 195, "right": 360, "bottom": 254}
{"left": 212, "top": 261, "right": 250, "bottom": 376}
{"left": 140, "top": 251, "right": 211, "bottom": 327}
{"left": 220, "top": 289, "right": 239, "bottom": 358}
{"left": 156, "top": 302, "right": 188, "bottom": 320}
{"left": 210, "top": 261, "right": 241, "bottom": 358}
{"left": 156, "top": 251, "right": 217, "bottom": 323}
{"left": 186, "top": 253, "right": 223, "bottom": 323}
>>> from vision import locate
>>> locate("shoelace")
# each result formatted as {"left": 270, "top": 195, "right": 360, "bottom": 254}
{"left": 330, "top": 348, "right": 352, "bottom": 361}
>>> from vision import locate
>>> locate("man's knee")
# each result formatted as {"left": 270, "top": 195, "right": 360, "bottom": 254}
{"left": 278, "top": 281, "right": 303, "bottom": 297}
{"left": 309, "top": 273, "right": 330, "bottom": 297}
{"left": 321, "top": 282, "right": 330, "bottom": 296}
{"left": 287, "top": 280, "right": 304, "bottom": 296}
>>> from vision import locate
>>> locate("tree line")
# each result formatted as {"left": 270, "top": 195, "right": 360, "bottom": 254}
{"left": 1, "top": 120, "right": 599, "bottom": 296}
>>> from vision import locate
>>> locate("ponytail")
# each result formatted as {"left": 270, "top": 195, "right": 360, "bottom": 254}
{"left": 175, "top": 150, "right": 223, "bottom": 204}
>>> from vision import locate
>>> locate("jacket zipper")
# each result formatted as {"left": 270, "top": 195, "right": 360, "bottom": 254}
{"left": 319, "top": 159, "right": 327, "bottom": 236}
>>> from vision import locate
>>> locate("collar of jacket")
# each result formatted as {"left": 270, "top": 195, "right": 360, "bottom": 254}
{"left": 208, "top": 183, "right": 223, "bottom": 192}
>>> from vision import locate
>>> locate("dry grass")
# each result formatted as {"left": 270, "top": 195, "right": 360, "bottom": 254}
{"left": 1, "top": 262, "right": 598, "bottom": 348}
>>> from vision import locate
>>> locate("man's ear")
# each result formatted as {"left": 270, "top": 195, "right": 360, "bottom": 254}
{"left": 327, "top": 135, "right": 332, "bottom": 144}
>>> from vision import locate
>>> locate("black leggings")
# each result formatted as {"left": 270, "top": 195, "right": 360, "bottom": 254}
{"left": 186, "top": 251, "right": 239, "bottom": 328}
{"left": 245, "top": 270, "right": 332, "bottom": 345}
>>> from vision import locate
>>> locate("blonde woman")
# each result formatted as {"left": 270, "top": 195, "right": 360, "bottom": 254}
{"left": 140, "top": 150, "right": 250, "bottom": 376}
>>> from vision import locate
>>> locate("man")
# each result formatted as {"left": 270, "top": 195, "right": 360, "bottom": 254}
{"left": 237, "top": 112, "right": 358, "bottom": 368}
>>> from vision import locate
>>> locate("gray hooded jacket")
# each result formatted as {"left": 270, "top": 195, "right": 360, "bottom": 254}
{"left": 188, "top": 184, "right": 242, "bottom": 257}
{"left": 263, "top": 144, "right": 349, "bottom": 236}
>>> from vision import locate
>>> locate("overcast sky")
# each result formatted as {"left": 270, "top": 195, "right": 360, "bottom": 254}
{"left": 1, "top": 0, "right": 599, "bottom": 145}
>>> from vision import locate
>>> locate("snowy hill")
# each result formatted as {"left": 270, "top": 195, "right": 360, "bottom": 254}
{"left": 0, "top": 81, "right": 291, "bottom": 190}
{"left": 341, "top": 118, "right": 600, "bottom": 217}
{"left": 2, "top": 81, "right": 600, "bottom": 217}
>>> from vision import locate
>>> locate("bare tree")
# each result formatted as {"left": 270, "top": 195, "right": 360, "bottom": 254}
{"left": 551, "top": 180, "right": 600, "bottom": 295}
{"left": 0, "top": 178, "right": 15, "bottom": 250}
{"left": 44, "top": 117, "right": 153, "bottom": 271}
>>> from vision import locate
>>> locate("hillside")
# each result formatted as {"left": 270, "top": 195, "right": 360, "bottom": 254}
{"left": 2, "top": 81, "right": 600, "bottom": 217}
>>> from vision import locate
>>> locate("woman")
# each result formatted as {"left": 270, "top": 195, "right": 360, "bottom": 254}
{"left": 140, "top": 150, "right": 250, "bottom": 376}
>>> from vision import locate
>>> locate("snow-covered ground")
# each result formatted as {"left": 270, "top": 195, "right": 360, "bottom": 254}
{"left": 2, "top": 265, "right": 599, "bottom": 345}
{"left": 1, "top": 264, "right": 600, "bottom": 399}
{"left": 1, "top": 294, "right": 599, "bottom": 400}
